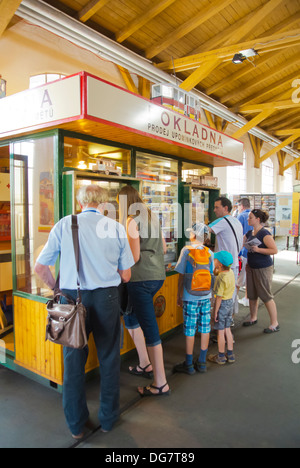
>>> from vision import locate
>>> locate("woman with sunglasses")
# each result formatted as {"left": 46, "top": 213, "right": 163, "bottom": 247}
{"left": 243, "top": 209, "right": 279, "bottom": 333}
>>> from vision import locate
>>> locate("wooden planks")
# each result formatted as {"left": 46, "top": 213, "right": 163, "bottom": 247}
{"left": 14, "top": 296, "right": 64, "bottom": 385}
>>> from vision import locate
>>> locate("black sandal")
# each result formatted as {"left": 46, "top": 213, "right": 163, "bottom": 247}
{"left": 243, "top": 320, "right": 258, "bottom": 327}
{"left": 138, "top": 382, "right": 170, "bottom": 397}
{"left": 129, "top": 364, "right": 153, "bottom": 379}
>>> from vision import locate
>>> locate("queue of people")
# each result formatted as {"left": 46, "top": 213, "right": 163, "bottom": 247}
{"left": 34, "top": 187, "right": 279, "bottom": 440}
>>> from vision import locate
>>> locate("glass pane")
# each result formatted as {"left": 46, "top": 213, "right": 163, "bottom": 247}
{"left": 182, "top": 161, "right": 212, "bottom": 182}
{"left": 64, "top": 136, "right": 131, "bottom": 175}
{"left": 12, "top": 137, "right": 55, "bottom": 297}
{"left": 136, "top": 152, "right": 179, "bottom": 271}
{"left": 191, "top": 189, "right": 210, "bottom": 225}
{"left": 74, "top": 176, "right": 127, "bottom": 221}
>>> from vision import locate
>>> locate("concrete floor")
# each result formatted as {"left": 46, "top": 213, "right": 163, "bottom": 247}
{"left": 1, "top": 246, "right": 300, "bottom": 448}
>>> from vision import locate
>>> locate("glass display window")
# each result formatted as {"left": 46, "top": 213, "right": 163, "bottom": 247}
{"left": 182, "top": 161, "right": 212, "bottom": 183}
{"left": 63, "top": 136, "right": 131, "bottom": 176}
{"left": 136, "top": 152, "right": 179, "bottom": 271}
{"left": 11, "top": 136, "right": 55, "bottom": 298}
{"left": 72, "top": 174, "right": 128, "bottom": 221}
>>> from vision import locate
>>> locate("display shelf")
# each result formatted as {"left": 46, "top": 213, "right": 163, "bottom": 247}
{"left": 136, "top": 152, "right": 179, "bottom": 271}
{"left": 0, "top": 206, "right": 11, "bottom": 241}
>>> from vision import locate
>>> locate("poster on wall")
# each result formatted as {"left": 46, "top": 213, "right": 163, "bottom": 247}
{"left": 275, "top": 194, "right": 292, "bottom": 237}
{"left": 39, "top": 172, "right": 54, "bottom": 233}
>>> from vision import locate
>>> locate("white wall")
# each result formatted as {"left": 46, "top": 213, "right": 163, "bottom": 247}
{"left": 0, "top": 21, "right": 124, "bottom": 96}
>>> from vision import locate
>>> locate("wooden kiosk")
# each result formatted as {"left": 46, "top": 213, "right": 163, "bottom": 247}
{"left": 0, "top": 72, "right": 244, "bottom": 389}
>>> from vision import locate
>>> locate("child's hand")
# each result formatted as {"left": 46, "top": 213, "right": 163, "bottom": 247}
{"left": 177, "top": 296, "right": 183, "bottom": 308}
{"left": 214, "top": 311, "right": 219, "bottom": 322}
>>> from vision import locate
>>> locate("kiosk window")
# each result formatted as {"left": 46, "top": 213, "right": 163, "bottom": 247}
{"left": 11, "top": 137, "right": 55, "bottom": 297}
{"left": 63, "top": 136, "right": 131, "bottom": 176}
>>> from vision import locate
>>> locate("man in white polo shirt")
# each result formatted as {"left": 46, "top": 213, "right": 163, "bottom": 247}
{"left": 209, "top": 197, "right": 243, "bottom": 316}
{"left": 35, "top": 185, "right": 134, "bottom": 439}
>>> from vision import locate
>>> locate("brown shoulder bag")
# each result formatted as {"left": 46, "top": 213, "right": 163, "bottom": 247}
{"left": 45, "top": 215, "right": 88, "bottom": 349}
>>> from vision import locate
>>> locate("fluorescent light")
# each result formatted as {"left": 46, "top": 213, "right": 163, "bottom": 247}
{"left": 239, "top": 49, "right": 258, "bottom": 58}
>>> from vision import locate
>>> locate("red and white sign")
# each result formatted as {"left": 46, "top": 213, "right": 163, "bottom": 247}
{"left": 0, "top": 74, "right": 82, "bottom": 137}
{"left": 86, "top": 75, "right": 244, "bottom": 164}
{"left": 0, "top": 72, "right": 243, "bottom": 164}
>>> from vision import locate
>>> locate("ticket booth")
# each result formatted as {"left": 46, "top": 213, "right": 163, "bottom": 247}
{"left": 0, "top": 72, "right": 244, "bottom": 389}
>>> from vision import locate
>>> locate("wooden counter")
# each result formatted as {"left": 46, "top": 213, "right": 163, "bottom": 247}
{"left": 13, "top": 274, "right": 182, "bottom": 387}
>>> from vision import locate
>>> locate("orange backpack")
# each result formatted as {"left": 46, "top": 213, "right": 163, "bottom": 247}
{"left": 184, "top": 246, "right": 214, "bottom": 296}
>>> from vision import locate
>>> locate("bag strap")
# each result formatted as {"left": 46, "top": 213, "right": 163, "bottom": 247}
{"left": 223, "top": 216, "right": 240, "bottom": 255}
{"left": 71, "top": 215, "right": 82, "bottom": 303}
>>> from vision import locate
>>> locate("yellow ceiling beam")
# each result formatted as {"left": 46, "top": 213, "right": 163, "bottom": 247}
{"left": 116, "top": 0, "right": 176, "bottom": 43}
{"left": 271, "top": 113, "right": 300, "bottom": 131}
{"left": 275, "top": 129, "right": 300, "bottom": 136}
{"left": 117, "top": 66, "right": 139, "bottom": 94}
{"left": 206, "top": 50, "right": 283, "bottom": 96}
{"left": 263, "top": 107, "right": 299, "bottom": 129}
{"left": 249, "top": 135, "right": 264, "bottom": 169}
{"left": 178, "top": 0, "right": 285, "bottom": 90}
{"left": 284, "top": 157, "right": 300, "bottom": 172}
{"left": 187, "top": 7, "right": 262, "bottom": 57}
{"left": 223, "top": 54, "right": 300, "bottom": 105}
{"left": 260, "top": 133, "right": 300, "bottom": 164}
{"left": 179, "top": 58, "right": 221, "bottom": 92}
{"left": 205, "top": 11, "right": 300, "bottom": 96}
{"left": 231, "top": 109, "right": 275, "bottom": 140}
{"left": 0, "top": 0, "right": 22, "bottom": 36}
{"left": 156, "top": 29, "right": 300, "bottom": 72}
{"left": 145, "top": 0, "right": 236, "bottom": 59}
{"left": 239, "top": 100, "right": 300, "bottom": 114}
{"left": 77, "top": 0, "right": 109, "bottom": 23}
{"left": 234, "top": 71, "right": 300, "bottom": 108}
{"left": 277, "top": 150, "right": 286, "bottom": 176}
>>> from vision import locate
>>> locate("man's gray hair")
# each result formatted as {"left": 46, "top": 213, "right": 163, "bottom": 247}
{"left": 76, "top": 184, "right": 107, "bottom": 207}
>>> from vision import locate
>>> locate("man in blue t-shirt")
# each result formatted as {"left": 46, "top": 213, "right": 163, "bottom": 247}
{"left": 237, "top": 198, "right": 251, "bottom": 307}
{"left": 35, "top": 185, "right": 134, "bottom": 439}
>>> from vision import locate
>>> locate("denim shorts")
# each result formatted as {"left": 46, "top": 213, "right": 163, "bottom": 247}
{"left": 214, "top": 298, "right": 234, "bottom": 331}
{"left": 125, "top": 280, "right": 164, "bottom": 347}
{"left": 183, "top": 298, "right": 211, "bottom": 337}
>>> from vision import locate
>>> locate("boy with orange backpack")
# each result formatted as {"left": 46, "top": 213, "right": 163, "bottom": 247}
{"left": 174, "top": 223, "right": 214, "bottom": 375}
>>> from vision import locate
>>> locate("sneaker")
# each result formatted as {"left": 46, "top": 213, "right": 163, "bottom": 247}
{"left": 226, "top": 353, "right": 236, "bottom": 364}
{"left": 173, "top": 361, "right": 196, "bottom": 375}
{"left": 208, "top": 354, "right": 227, "bottom": 365}
{"left": 194, "top": 361, "right": 207, "bottom": 374}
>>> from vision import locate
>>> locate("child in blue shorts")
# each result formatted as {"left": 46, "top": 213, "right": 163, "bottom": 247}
{"left": 208, "top": 251, "right": 236, "bottom": 365}
{"left": 174, "top": 223, "right": 214, "bottom": 375}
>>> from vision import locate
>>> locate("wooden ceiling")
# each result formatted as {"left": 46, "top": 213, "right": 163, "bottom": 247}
{"left": 2, "top": 0, "right": 300, "bottom": 167}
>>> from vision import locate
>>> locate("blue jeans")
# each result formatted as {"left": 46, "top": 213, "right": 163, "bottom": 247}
{"left": 61, "top": 287, "right": 120, "bottom": 435}
{"left": 126, "top": 280, "right": 164, "bottom": 347}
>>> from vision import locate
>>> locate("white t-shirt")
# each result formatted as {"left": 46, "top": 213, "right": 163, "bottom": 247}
{"left": 209, "top": 215, "right": 243, "bottom": 269}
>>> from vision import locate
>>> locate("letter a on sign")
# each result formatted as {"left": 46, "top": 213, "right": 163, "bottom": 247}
{"left": 41, "top": 90, "right": 53, "bottom": 107}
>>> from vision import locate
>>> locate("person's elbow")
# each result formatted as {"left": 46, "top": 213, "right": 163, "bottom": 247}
{"left": 119, "top": 268, "right": 131, "bottom": 283}
{"left": 34, "top": 262, "right": 45, "bottom": 276}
